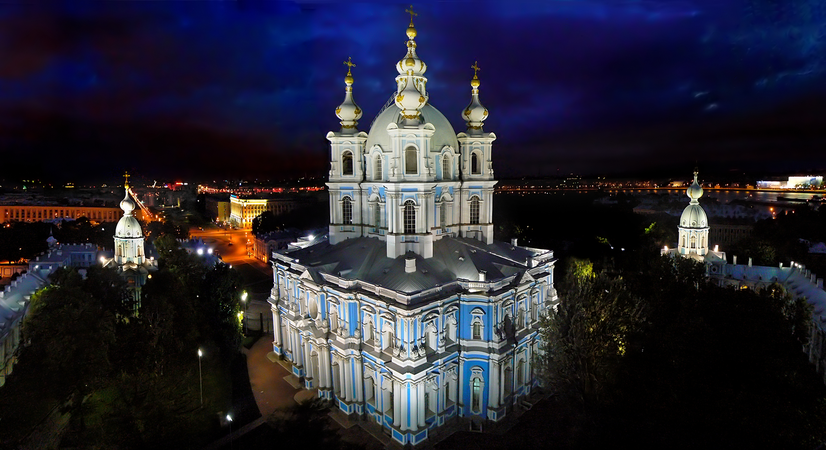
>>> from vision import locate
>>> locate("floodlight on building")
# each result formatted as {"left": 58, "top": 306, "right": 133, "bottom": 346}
{"left": 208, "top": 248, "right": 213, "bottom": 254}
{"left": 197, "top": 248, "right": 204, "bottom": 255}
{"left": 308, "top": 235, "right": 314, "bottom": 241}
{"left": 100, "top": 256, "right": 106, "bottom": 264}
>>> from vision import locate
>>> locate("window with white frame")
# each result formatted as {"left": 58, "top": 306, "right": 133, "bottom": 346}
{"left": 440, "top": 201, "right": 447, "bottom": 230}
{"left": 470, "top": 196, "right": 480, "bottom": 225}
{"left": 442, "top": 154, "right": 450, "bottom": 179}
{"left": 373, "top": 203, "right": 381, "bottom": 229}
{"left": 342, "top": 151, "right": 354, "bottom": 176}
{"left": 374, "top": 155, "right": 382, "bottom": 181}
{"left": 404, "top": 200, "right": 416, "bottom": 234}
{"left": 471, "top": 372, "right": 484, "bottom": 413}
{"left": 405, "top": 146, "right": 418, "bottom": 175}
{"left": 471, "top": 151, "right": 481, "bottom": 175}
{"left": 342, "top": 197, "right": 353, "bottom": 225}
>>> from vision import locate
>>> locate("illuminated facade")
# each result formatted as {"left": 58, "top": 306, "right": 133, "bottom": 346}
{"left": 229, "top": 196, "right": 300, "bottom": 229}
{"left": 269, "top": 13, "right": 556, "bottom": 446}
{"left": 0, "top": 205, "right": 132, "bottom": 224}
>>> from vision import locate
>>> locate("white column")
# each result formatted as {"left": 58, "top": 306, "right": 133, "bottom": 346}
{"left": 490, "top": 361, "right": 499, "bottom": 409}
{"left": 304, "top": 339, "right": 312, "bottom": 380}
{"left": 272, "top": 308, "right": 281, "bottom": 346}
{"left": 417, "top": 381, "right": 425, "bottom": 428}
{"left": 401, "top": 381, "right": 409, "bottom": 431}
{"left": 354, "top": 356, "right": 364, "bottom": 403}
{"left": 393, "top": 379, "right": 402, "bottom": 427}
{"left": 343, "top": 358, "right": 352, "bottom": 402}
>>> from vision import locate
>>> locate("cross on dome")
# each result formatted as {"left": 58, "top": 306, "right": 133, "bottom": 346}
{"left": 123, "top": 171, "right": 130, "bottom": 188}
{"left": 471, "top": 61, "right": 480, "bottom": 78}
{"left": 405, "top": 5, "right": 417, "bottom": 26}
{"left": 343, "top": 57, "right": 356, "bottom": 77}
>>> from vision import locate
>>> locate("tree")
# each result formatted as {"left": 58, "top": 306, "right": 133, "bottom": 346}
{"left": 22, "top": 268, "right": 117, "bottom": 430}
{"left": 538, "top": 259, "right": 645, "bottom": 408}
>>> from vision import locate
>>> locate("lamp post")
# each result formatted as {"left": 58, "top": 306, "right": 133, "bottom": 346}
{"left": 226, "top": 413, "right": 234, "bottom": 450}
{"left": 198, "top": 349, "right": 203, "bottom": 407}
{"left": 241, "top": 291, "right": 248, "bottom": 335}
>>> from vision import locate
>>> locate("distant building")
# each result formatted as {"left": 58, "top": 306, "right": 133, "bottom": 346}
{"left": 229, "top": 196, "right": 300, "bottom": 229}
{"left": 757, "top": 176, "right": 823, "bottom": 189}
{"left": 205, "top": 195, "right": 231, "bottom": 223}
{"left": 0, "top": 204, "right": 132, "bottom": 224}
{"left": 709, "top": 222, "right": 753, "bottom": 246}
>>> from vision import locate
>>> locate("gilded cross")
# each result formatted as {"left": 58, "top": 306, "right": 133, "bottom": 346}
{"left": 123, "top": 171, "right": 130, "bottom": 187}
{"left": 471, "top": 61, "right": 480, "bottom": 78}
{"left": 343, "top": 57, "right": 356, "bottom": 76}
{"left": 405, "top": 5, "right": 417, "bottom": 25}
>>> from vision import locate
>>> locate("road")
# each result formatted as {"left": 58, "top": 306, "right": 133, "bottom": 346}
{"left": 189, "top": 226, "right": 273, "bottom": 297}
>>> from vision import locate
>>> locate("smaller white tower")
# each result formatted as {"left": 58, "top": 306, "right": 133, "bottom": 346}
{"left": 114, "top": 172, "right": 146, "bottom": 266}
{"left": 457, "top": 62, "right": 497, "bottom": 244}
{"left": 678, "top": 170, "right": 709, "bottom": 256}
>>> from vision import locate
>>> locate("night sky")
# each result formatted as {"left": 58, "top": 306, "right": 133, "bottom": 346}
{"left": 1, "top": 1, "right": 825, "bottom": 184}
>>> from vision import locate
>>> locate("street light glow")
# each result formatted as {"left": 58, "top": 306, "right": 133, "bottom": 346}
{"left": 226, "top": 414, "right": 232, "bottom": 422}
{"left": 198, "top": 349, "right": 203, "bottom": 357}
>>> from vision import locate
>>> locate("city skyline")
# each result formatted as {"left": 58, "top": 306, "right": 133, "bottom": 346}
{"left": 1, "top": 1, "right": 825, "bottom": 183}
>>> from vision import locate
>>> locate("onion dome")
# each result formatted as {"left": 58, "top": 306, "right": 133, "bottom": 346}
{"left": 335, "top": 57, "right": 362, "bottom": 132}
{"left": 395, "top": 7, "right": 427, "bottom": 77}
{"left": 686, "top": 169, "right": 703, "bottom": 200}
{"left": 462, "top": 61, "right": 489, "bottom": 133}
{"left": 680, "top": 170, "right": 708, "bottom": 229}
{"left": 116, "top": 186, "right": 143, "bottom": 238}
{"left": 394, "top": 6, "right": 428, "bottom": 121}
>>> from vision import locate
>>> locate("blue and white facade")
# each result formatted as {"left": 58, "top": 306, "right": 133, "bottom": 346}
{"left": 269, "top": 15, "right": 557, "bottom": 446}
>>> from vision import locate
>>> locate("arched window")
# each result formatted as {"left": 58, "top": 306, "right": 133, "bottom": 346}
{"left": 442, "top": 155, "right": 450, "bottom": 180}
{"left": 471, "top": 152, "right": 481, "bottom": 175}
{"left": 517, "top": 358, "right": 525, "bottom": 386}
{"left": 342, "top": 151, "right": 354, "bottom": 176}
{"left": 690, "top": 235, "right": 696, "bottom": 249}
{"left": 374, "top": 204, "right": 381, "bottom": 229}
{"left": 404, "top": 200, "right": 416, "bottom": 234}
{"left": 471, "top": 377, "right": 483, "bottom": 413}
{"left": 374, "top": 155, "right": 382, "bottom": 181}
{"left": 440, "top": 202, "right": 447, "bottom": 230}
{"left": 470, "top": 196, "right": 480, "bottom": 225}
{"left": 405, "top": 146, "right": 418, "bottom": 175}
{"left": 472, "top": 320, "right": 482, "bottom": 340}
{"left": 342, "top": 197, "right": 353, "bottom": 225}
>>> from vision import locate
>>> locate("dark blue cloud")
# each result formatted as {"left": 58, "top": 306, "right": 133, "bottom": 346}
{"left": 1, "top": 0, "right": 825, "bottom": 182}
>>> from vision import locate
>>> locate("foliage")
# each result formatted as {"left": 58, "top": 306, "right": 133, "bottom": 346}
{"left": 538, "top": 260, "right": 645, "bottom": 407}
{"left": 539, "top": 255, "right": 826, "bottom": 449}
{"left": 0, "top": 221, "right": 51, "bottom": 261}
{"left": 264, "top": 399, "right": 346, "bottom": 449}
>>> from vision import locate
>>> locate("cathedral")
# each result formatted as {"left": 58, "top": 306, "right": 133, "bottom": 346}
{"left": 267, "top": 11, "right": 557, "bottom": 446}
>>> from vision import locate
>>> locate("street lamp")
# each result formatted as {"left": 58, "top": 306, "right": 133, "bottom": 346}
{"left": 197, "top": 349, "right": 203, "bottom": 407}
{"left": 226, "top": 413, "right": 234, "bottom": 450}
{"left": 241, "top": 291, "right": 248, "bottom": 335}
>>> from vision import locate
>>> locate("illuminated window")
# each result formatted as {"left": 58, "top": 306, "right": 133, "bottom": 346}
{"left": 470, "top": 196, "right": 480, "bottom": 224}
{"left": 404, "top": 200, "right": 416, "bottom": 234}
{"left": 405, "top": 146, "right": 417, "bottom": 175}
{"left": 471, "top": 377, "right": 482, "bottom": 413}
{"left": 471, "top": 152, "right": 481, "bottom": 175}
{"left": 342, "top": 197, "right": 353, "bottom": 225}
{"left": 442, "top": 155, "right": 450, "bottom": 179}
{"left": 472, "top": 320, "right": 482, "bottom": 339}
{"left": 342, "top": 151, "right": 354, "bottom": 176}
{"left": 374, "top": 155, "right": 382, "bottom": 181}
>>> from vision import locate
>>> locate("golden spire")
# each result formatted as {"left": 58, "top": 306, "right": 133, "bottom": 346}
{"left": 471, "top": 61, "right": 481, "bottom": 88}
{"left": 343, "top": 57, "right": 356, "bottom": 84}
{"left": 123, "top": 171, "right": 130, "bottom": 188}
